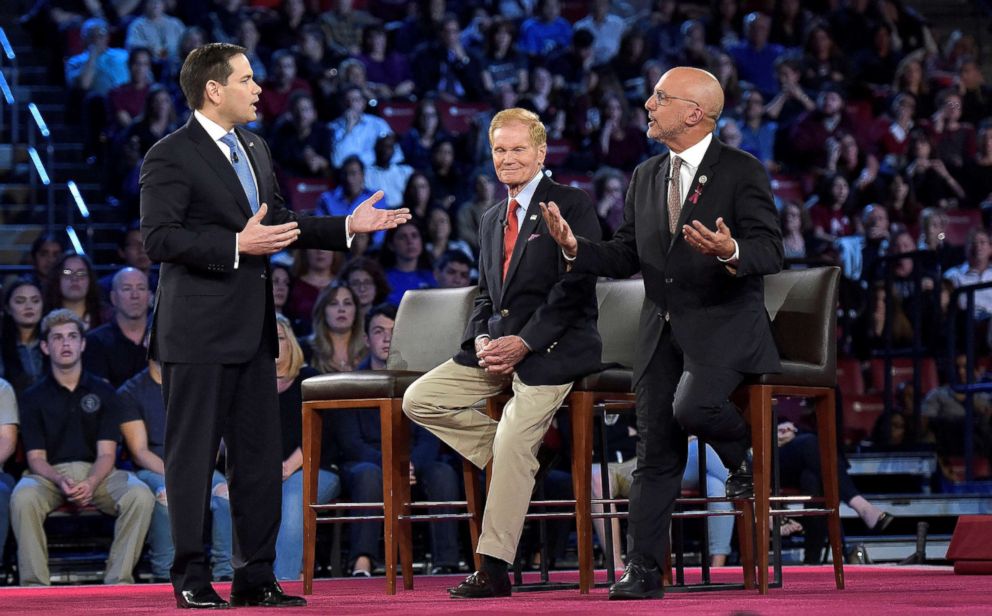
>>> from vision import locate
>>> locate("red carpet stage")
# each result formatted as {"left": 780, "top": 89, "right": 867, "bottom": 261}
{"left": 0, "top": 566, "right": 989, "bottom": 615}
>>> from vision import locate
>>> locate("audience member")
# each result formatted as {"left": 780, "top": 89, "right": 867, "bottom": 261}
{"left": 330, "top": 86, "right": 397, "bottom": 169}
{"left": 285, "top": 249, "right": 343, "bottom": 334}
{"left": 260, "top": 0, "right": 316, "bottom": 53}
{"left": 270, "top": 92, "right": 332, "bottom": 179}
{"left": 125, "top": 0, "right": 186, "bottom": 65}
{"left": 944, "top": 228, "right": 992, "bottom": 327}
{"left": 10, "top": 309, "right": 154, "bottom": 586}
{"left": 380, "top": 222, "right": 437, "bottom": 305}
{"left": 118, "top": 356, "right": 233, "bottom": 582}
{"left": 956, "top": 58, "right": 992, "bottom": 127}
{"left": 0, "top": 378, "right": 17, "bottom": 564}
{"left": 737, "top": 89, "right": 777, "bottom": 168}
{"left": 356, "top": 24, "right": 414, "bottom": 100}
{"left": 273, "top": 315, "right": 341, "bottom": 580}
{"left": 257, "top": 50, "right": 312, "bottom": 127}
{"left": 107, "top": 47, "right": 154, "bottom": 136}
{"left": 925, "top": 88, "right": 977, "bottom": 184}
{"left": 293, "top": 24, "right": 340, "bottom": 119}
{"left": 43, "top": 253, "right": 107, "bottom": 331}
{"left": 337, "top": 257, "right": 391, "bottom": 323}
{"left": 401, "top": 171, "right": 439, "bottom": 221}
{"left": 97, "top": 223, "right": 157, "bottom": 300}
{"left": 426, "top": 138, "right": 468, "bottom": 211}
{"left": 921, "top": 355, "right": 992, "bottom": 464}
{"left": 272, "top": 262, "right": 292, "bottom": 317}
{"left": 727, "top": 12, "right": 784, "bottom": 100}
{"left": 457, "top": 174, "right": 497, "bottom": 254}
{"left": 319, "top": 0, "right": 378, "bottom": 57}
{"left": 83, "top": 268, "right": 150, "bottom": 388}
{"left": 425, "top": 207, "right": 473, "bottom": 264}
{"left": 1, "top": 280, "right": 47, "bottom": 394}
{"left": 65, "top": 18, "right": 129, "bottom": 98}
{"left": 364, "top": 133, "right": 414, "bottom": 209}
{"left": 905, "top": 129, "right": 966, "bottom": 207}
{"left": 800, "top": 25, "right": 847, "bottom": 93}
{"left": 433, "top": 250, "right": 473, "bottom": 289}
{"left": 399, "top": 99, "right": 451, "bottom": 173}
{"left": 24, "top": 233, "right": 64, "bottom": 289}
{"left": 789, "top": 84, "right": 860, "bottom": 169}
{"left": 591, "top": 167, "right": 625, "bottom": 236}
{"left": 411, "top": 14, "right": 485, "bottom": 102}
{"left": 518, "top": 0, "right": 573, "bottom": 59}
{"left": 479, "top": 18, "right": 528, "bottom": 96}
{"left": 304, "top": 282, "right": 368, "bottom": 373}
{"left": 574, "top": 0, "right": 626, "bottom": 66}
{"left": 966, "top": 122, "right": 992, "bottom": 209}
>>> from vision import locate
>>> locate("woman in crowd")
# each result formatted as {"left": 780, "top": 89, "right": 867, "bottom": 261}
{"left": 271, "top": 262, "right": 292, "bottom": 317}
{"left": 43, "top": 252, "right": 106, "bottom": 331}
{"left": 808, "top": 173, "right": 856, "bottom": 243}
{"left": 480, "top": 18, "right": 528, "bottom": 97}
{"left": 904, "top": 129, "right": 966, "bottom": 208}
{"left": 399, "top": 98, "right": 450, "bottom": 173}
{"left": 379, "top": 222, "right": 436, "bottom": 306}
{"left": 596, "top": 91, "right": 647, "bottom": 170}
{"left": 273, "top": 314, "right": 341, "bottom": 580}
{"left": 1, "top": 279, "right": 46, "bottom": 393}
{"left": 424, "top": 207, "right": 473, "bottom": 265}
{"left": 356, "top": 24, "right": 414, "bottom": 100}
{"left": 24, "top": 233, "right": 64, "bottom": 289}
{"left": 305, "top": 282, "right": 367, "bottom": 373}
{"left": 400, "top": 171, "right": 437, "bottom": 222}
{"left": 337, "top": 257, "right": 391, "bottom": 325}
{"left": 285, "top": 248, "right": 343, "bottom": 336}
{"left": 123, "top": 84, "right": 179, "bottom": 156}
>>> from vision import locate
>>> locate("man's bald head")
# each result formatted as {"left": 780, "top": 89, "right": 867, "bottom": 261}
{"left": 662, "top": 67, "right": 724, "bottom": 126}
{"left": 645, "top": 66, "right": 725, "bottom": 151}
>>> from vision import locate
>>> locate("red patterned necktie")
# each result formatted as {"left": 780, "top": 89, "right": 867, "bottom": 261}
{"left": 668, "top": 156, "right": 683, "bottom": 234}
{"left": 502, "top": 198, "right": 520, "bottom": 281}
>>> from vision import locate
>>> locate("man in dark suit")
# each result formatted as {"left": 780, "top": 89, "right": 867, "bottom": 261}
{"left": 403, "top": 108, "right": 601, "bottom": 599}
{"left": 542, "top": 66, "right": 783, "bottom": 600}
{"left": 140, "top": 43, "right": 409, "bottom": 609}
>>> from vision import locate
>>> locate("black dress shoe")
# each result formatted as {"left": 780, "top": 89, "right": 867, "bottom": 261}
{"left": 448, "top": 570, "right": 512, "bottom": 599}
{"left": 725, "top": 454, "right": 754, "bottom": 499}
{"left": 229, "top": 582, "right": 307, "bottom": 608}
{"left": 175, "top": 587, "right": 230, "bottom": 609}
{"left": 872, "top": 511, "right": 895, "bottom": 532}
{"left": 608, "top": 561, "right": 664, "bottom": 600}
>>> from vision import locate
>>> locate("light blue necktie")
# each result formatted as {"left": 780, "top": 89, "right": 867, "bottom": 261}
{"left": 219, "top": 133, "right": 259, "bottom": 214}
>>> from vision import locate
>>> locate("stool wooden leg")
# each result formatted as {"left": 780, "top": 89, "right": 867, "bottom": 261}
{"left": 302, "top": 405, "right": 322, "bottom": 595}
{"left": 815, "top": 389, "right": 845, "bottom": 590}
{"left": 734, "top": 497, "right": 756, "bottom": 590}
{"left": 749, "top": 385, "right": 772, "bottom": 594}
{"left": 569, "top": 391, "right": 594, "bottom": 593}
{"left": 462, "top": 459, "right": 483, "bottom": 571}
{"left": 383, "top": 399, "right": 413, "bottom": 593}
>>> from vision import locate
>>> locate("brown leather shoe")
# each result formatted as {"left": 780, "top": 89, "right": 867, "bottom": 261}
{"left": 448, "top": 570, "right": 512, "bottom": 599}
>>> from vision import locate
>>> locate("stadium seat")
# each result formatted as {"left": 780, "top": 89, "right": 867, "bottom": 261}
{"left": 836, "top": 357, "right": 866, "bottom": 396}
{"left": 944, "top": 209, "right": 982, "bottom": 246}
{"left": 869, "top": 357, "right": 939, "bottom": 397}
{"left": 378, "top": 102, "right": 417, "bottom": 136}
{"left": 842, "top": 393, "right": 885, "bottom": 446}
{"left": 282, "top": 177, "right": 334, "bottom": 213}
{"left": 436, "top": 101, "right": 490, "bottom": 135}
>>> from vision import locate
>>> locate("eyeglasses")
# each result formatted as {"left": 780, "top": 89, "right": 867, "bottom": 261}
{"left": 654, "top": 91, "right": 700, "bottom": 107}
{"left": 61, "top": 269, "right": 89, "bottom": 279}
{"left": 349, "top": 279, "right": 375, "bottom": 289}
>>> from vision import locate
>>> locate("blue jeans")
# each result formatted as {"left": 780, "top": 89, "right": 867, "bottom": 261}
{"left": 0, "top": 472, "right": 13, "bottom": 559}
{"left": 137, "top": 469, "right": 233, "bottom": 580}
{"left": 274, "top": 469, "right": 341, "bottom": 580}
{"left": 681, "top": 440, "right": 732, "bottom": 556}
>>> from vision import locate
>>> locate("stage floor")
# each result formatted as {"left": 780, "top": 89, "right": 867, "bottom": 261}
{"left": 0, "top": 565, "right": 988, "bottom": 615}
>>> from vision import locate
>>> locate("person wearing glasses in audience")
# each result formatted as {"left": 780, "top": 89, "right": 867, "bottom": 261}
{"left": 43, "top": 253, "right": 109, "bottom": 332}
{"left": 542, "top": 66, "right": 782, "bottom": 600}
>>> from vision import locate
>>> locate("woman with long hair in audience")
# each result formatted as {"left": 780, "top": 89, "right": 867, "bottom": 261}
{"left": 965, "top": 121, "right": 992, "bottom": 208}
{"left": 596, "top": 91, "right": 647, "bottom": 170}
{"left": 480, "top": 18, "right": 528, "bottom": 96}
{"left": 43, "top": 252, "right": 106, "bottom": 331}
{"left": 904, "top": 128, "right": 966, "bottom": 208}
{"left": 337, "top": 257, "right": 391, "bottom": 324}
{"left": 427, "top": 138, "right": 467, "bottom": 212}
{"left": 271, "top": 262, "right": 293, "bottom": 318}
{"left": 424, "top": 206, "right": 474, "bottom": 265}
{"left": 800, "top": 25, "right": 847, "bottom": 92}
{"left": 399, "top": 98, "right": 450, "bottom": 173}
{"left": 24, "top": 233, "right": 64, "bottom": 288}
{"left": 456, "top": 173, "right": 496, "bottom": 255}
{"left": 379, "top": 221, "right": 436, "bottom": 306}
{"left": 356, "top": 24, "right": 414, "bottom": 100}
{"left": 273, "top": 314, "right": 341, "bottom": 580}
{"left": 1, "top": 279, "right": 46, "bottom": 393}
{"left": 808, "top": 172, "right": 856, "bottom": 244}
{"left": 285, "top": 248, "right": 344, "bottom": 336}
{"left": 305, "top": 281, "right": 367, "bottom": 373}
{"left": 400, "top": 171, "right": 437, "bottom": 221}
{"left": 892, "top": 52, "right": 933, "bottom": 117}
{"left": 123, "top": 84, "right": 179, "bottom": 156}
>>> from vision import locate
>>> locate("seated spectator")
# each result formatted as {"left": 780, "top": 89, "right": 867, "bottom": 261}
{"left": 425, "top": 207, "right": 473, "bottom": 265}
{"left": 97, "top": 223, "right": 157, "bottom": 301}
{"left": 335, "top": 303, "right": 461, "bottom": 576}
{"left": 518, "top": 0, "right": 573, "bottom": 59}
{"left": 574, "top": 0, "right": 625, "bottom": 66}
{"left": 364, "top": 133, "right": 414, "bottom": 209}
{"left": 270, "top": 92, "right": 332, "bottom": 179}
{"left": 479, "top": 18, "right": 528, "bottom": 97}
{"left": 273, "top": 314, "right": 341, "bottom": 580}
{"left": 789, "top": 85, "right": 861, "bottom": 170}
{"left": 272, "top": 262, "right": 292, "bottom": 318}
{"left": 925, "top": 88, "right": 977, "bottom": 184}
{"left": 285, "top": 249, "right": 343, "bottom": 335}
{"left": 921, "top": 355, "right": 992, "bottom": 464}
{"left": 827, "top": 132, "right": 882, "bottom": 207}
{"left": 808, "top": 173, "right": 856, "bottom": 243}
{"left": 380, "top": 222, "right": 436, "bottom": 306}
{"left": 107, "top": 47, "right": 154, "bottom": 137}
{"left": 672, "top": 19, "right": 718, "bottom": 72}
{"left": 125, "top": 0, "right": 185, "bottom": 66}
{"left": 737, "top": 89, "right": 778, "bottom": 169}
{"left": 592, "top": 167, "right": 625, "bottom": 237}
{"left": 162, "top": 25, "right": 207, "bottom": 85}
{"left": 781, "top": 201, "right": 826, "bottom": 267}
{"left": 319, "top": 0, "right": 378, "bottom": 57}
{"left": 957, "top": 58, "right": 992, "bottom": 127}
{"left": 778, "top": 421, "right": 893, "bottom": 564}
{"left": 0, "top": 378, "right": 17, "bottom": 564}
{"left": 256, "top": 50, "right": 312, "bottom": 128}
{"left": 65, "top": 18, "right": 129, "bottom": 98}
{"left": 335, "top": 58, "right": 378, "bottom": 107}
{"left": 260, "top": 0, "right": 316, "bottom": 53}
{"left": 765, "top": 55, "right": 815, "bottom": 132}
{"left": 10, "top": 309, "right": 155, "bottom": 586}
{"left": 293, "top": 24, "right": 340, "bottom": 121}
{"left": 606, "top": 30, "right": 652, "bottom": 106}
{"left": 83, "top": 268, "right": 150, "bottom": 389}
{"left": 330, "top": 86, "right": 398, "bottom": 169}
{"left": 24, "top": 233, "right": 64, "bottom": 289}
{"left": 356, "top": 24, "right": 414, "bottom": 100}
{"left": 769, "top": 0, "right": 814, "bottom": 48}
{"left": 727, "top": 12, "right": 784, "bottom": 100}
{"left": 411, "top": 13, "right": 485, "bottom": 102}
{"left": 717, "top": 116, "right": 744, "bottom": 149}
{"left": 596, "top": 91, "right": 648, "bottom": 171}
{"left": 881, "top": 172, "right": 922, "bottom": 231}
{"left": 644, "top": 0, "right": 686, "bottom": 62}
{"left": 337, "top": 257, "right": 391, "bottom": 324}
{"left": 457, "top": 174, "right": 497, "bottom": 254}
{"left": 427, "top": 139, "right": 468, "bottom": 211}
{"left": 43, "top": 253, "right": 107, "bottom": 331}
{"left": 892, "top": 52, "right": 934, "bottom": 118}
{"left": 518, "top": 66, "right": 566, "bottom": 141}
{"left": 204, "top": 0, "right": 250, "bottom": 44}
{"left": 851, "top": 21, "right": 902, "bottom": 89}
{"left": 877, "top": 0, "right": 934, "bottom": 54}
{"left": 2, "top": 280, "right": 46, "bottom": 394}
{"left": 234, "top": 16, "right": 267, "bottom": 84}
{"left": 303, "top": 282, "right": 368, "bottom": 373}
{"left": 905, "top": 129, "right": 966, "bottom": 208}
{"left": 121, "top": 84, "right": 180, "bottom": 159}
{"left": 317, "top": 157, "right": 383, "bottom": 250}
{"left": 878, "top": 93, "right": 918, "bottom": 167}
{"left": 965, "top": 122, "right": 992, "bottom": 209}
{"left": 401, "top": 171, "right": 440, "bottom": 221}
{"left": 944, "top": 228, "right": 992, "bottom": 325}
{"left": 433, "top": 250, "right": 473, "bottom": 289}
{"left": 399, "top": 98, "right": 452, "bottom": 173}
{"left": 859, "top": 203, "right": 893, "bottom": 283}
{"left": 800, "top": 25, "right": 847, "bottom": 93}
{"left": 118, "top": 356, "right": 233, "bottom": 583}
{"left": 917, "top": 207, "right": 964, "bottom": 271}
{"left": 704, "top": 0, "right": 743, "bottom": 48}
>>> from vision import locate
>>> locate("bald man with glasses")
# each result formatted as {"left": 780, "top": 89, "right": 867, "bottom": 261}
{"left": 542, "top": 66, "right": 783, "bottom": 600}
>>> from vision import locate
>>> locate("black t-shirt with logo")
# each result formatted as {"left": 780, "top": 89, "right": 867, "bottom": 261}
{"left": 18, "top": 372, "right": 123, "bottom": 465}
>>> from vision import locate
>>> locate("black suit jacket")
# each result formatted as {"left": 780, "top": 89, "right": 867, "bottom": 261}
{"left": 574, "top": 138, "right": 783, "bottom": 385}
{"left": 453, "top": 174, "right": 602, "bottom": 386}
{"left": 140, "top": 116, "right": 348, "bottom": 364}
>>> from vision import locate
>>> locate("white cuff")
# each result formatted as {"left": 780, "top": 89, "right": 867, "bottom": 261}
{"left": 562, "top": 248, "right": 576, "bottom": 262}
{"left": 717, "top": 239, "right": 739, "bottom": 263}
{"left": 345, "top": 215, "right": 354, "bottom": 248}
{"left": 234, "top": 233, "right": 240, "bottom": 269}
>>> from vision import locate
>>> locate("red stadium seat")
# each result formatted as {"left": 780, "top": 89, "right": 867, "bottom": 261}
{"left": 836, "top": 357, "right": 866, "bottom": 396}
{"left": 944, "top": 209, "right": 982, "bottom": 247}
{"left": 842, "top": 393, "right": 885, "bottom": 446}
{"left": 869, "top": 357, "right": 939, "bottom": 396}
{"left": 545, "top": 138, "right": 572, "bottom": 168}
{"left": 377, "top": 102, "right": 417, "bottom": 136}
{"left": 550, "top": 172, "right": 594, "bottom": 198}
{"left": 282, "top": 177, "right": 334, "bottom": 213}
{"left": 770, "top": 173, "right": 807, "bottom": 205}
{"left": 437, "top": 101, "right": 491, "bottom": 135}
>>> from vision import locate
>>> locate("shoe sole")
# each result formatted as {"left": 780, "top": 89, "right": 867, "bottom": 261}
{"left": 448, "top": 591, "right": 512, "bottom": 599}
{"left": 609, "top": 589, "right": 665, "bottom": 600}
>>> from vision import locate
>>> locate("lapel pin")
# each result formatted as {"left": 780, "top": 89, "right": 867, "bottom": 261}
{"left": 530, "top": 215, "right": 538, "bottom": 220}
{"left": 699, "top": 175, "right": 707, "bottom": 184}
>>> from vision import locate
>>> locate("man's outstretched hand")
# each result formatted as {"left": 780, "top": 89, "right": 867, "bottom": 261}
{"left": 350, "top": 191, "right": 412, "bottom": 233}
{"left": 539, "top": 201, "right": 578, "bottom": 258}
{"left": 239, "top": 203, "right": 300, "bottom": 255}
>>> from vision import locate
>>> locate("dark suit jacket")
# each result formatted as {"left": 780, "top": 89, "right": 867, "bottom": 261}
{"left": 573, "top": 138, "right": 783, "bottom": 385}
{"left": 140, "top": 116, "right": 348, "bottom": 364}
{"left": 453, "top": 174, "right": 602, "bottom": 386}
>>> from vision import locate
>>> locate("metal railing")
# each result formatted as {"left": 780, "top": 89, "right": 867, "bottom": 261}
{"left": 0, "top": 26, "right": 16, "bottom": 144}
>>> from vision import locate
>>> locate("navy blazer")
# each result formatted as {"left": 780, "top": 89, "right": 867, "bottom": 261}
{"left": 140, "top": 116, "right": 348, "bottom": 364}
{"left": 453, "top": 174, "right": 603, "bottom": 386}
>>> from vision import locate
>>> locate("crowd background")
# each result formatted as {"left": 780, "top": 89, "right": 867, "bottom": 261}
{"left": 1, "top": 0, "right": 991, "bottom": 585}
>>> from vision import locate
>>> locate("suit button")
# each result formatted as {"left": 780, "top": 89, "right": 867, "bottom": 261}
{"left": 500, "top": 309, "right": 509, "bottom": 317}
{"left": 261, "top": 273, "right": 266, "bottom": 279}
{"left": 665, "top": 277, "right": 673, "bottom": 283}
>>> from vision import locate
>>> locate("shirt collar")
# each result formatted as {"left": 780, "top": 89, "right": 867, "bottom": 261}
{"left": 506, "top": 169, "right": 545, "bottom": 211}
{"left": 194, "top": 110, "right": 235, "bottom": 143}
{"left": 671, "top": 132, "right": 713, "bottom": 171}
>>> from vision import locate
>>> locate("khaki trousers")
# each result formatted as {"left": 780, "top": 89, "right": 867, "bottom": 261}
{"left": 403, "top": 359, "right": 571, "bottom": 563}
{"left": 10, "top": 462, "right": 155, "bottom": 585}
